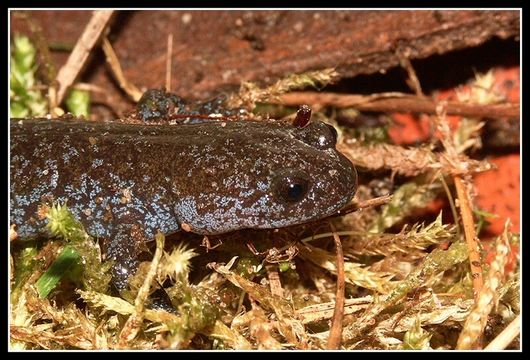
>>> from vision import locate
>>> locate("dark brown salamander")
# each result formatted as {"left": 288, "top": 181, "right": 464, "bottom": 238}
{"left": 10, "top": 117, "right": 358, "bottom": 291}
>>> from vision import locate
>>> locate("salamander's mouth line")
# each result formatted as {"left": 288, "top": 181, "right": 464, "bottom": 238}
{"left": 178, "top": 193, "right": 379, "bottom": 235}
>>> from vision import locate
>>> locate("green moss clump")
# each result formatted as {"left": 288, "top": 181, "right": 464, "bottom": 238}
{"left": 10, "top": 35, "right": 48, "bottom": 117}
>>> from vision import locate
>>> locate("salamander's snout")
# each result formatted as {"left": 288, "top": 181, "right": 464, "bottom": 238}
{"left": 339, "top": 151, "right": 358, "bottom": 204}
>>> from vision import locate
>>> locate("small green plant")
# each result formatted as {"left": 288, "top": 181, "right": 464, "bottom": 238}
{"left": 401, "top": 317, "right": 432, "bottom": 350}
{"left": 36, "top": 246, "right": 80, "bottom": 298}
{"left": 10, "top": 35, "right": 48, "bottom": 117}
{"left": 32, "top": 203, "right": 112, "bottom": 298}
{"left": 65, "top": 88, "right": 90, "bottom": 117}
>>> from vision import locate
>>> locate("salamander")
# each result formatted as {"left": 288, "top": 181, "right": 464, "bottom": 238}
{"left": 10, "top": 115, "right": 358, "bottom": 291}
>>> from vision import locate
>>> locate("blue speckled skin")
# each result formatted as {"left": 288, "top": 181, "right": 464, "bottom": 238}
{"left": 10, "top": 118, "right": 357, "bottom": 289}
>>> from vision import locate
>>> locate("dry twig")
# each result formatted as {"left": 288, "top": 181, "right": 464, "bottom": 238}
{"left": 396, "top": 48, "right": 424, "bottom": 96}
{"left": 296, "top": 296, "right": 373, "bottom": 325}
{"left": 484, "top": 314, "right": 520, "bottom": 350}
{"left": 456, "top": 222, "right": 511, "bottom": 349}
{"left": 279, "top": 92, "right": 519, "bottom": 120}
{"left": 265, "top": 264, "right": 284, "bottom": 298}
{"left": 166, "top": 33, "right": 173, "bottom": 92}
{"left": 54, "top": 10, "right": 114, "bottom": 109}
{"left": 326, "top": 222, "right": 346, "bottom": 350}
{"left": 434, "top": 105, "right": 484, "bottom": 301}
{"left": 332, "top": 194, "right": 392, "bottom": 217}
{"left": 101, "top": 37, "right": 143, "bottom": 102}
{"left": 453, "top": 175, "right": 484, "bottom": 300}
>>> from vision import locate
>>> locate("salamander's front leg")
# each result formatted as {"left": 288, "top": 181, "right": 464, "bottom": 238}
{"left": 103, "top": 223, "right": 177, "bottom": 313}
{"left": 104, "top": 223, "right": 144, "bottom": 292}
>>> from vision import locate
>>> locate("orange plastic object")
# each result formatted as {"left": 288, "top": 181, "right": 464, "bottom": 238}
{"left": 387, "top": 66, "right": 520, "bottom": 237}
{"left": 474, "top": 154, "right": 520, "bottom": 234}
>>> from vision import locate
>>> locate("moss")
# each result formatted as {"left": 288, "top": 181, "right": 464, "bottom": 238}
{"left": 65, "top": 89, "right": 90, "bottom": 117}
{"left": 10, "top": 35, "right": 48, "bottom": 117}
{"left": 9, "top": 62, "right": 519, "bottom": 349}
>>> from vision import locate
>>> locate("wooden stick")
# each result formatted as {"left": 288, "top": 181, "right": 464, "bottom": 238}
{"left": 454, "top": 175, "right": 484, "bottom": 301}
{"left": 166, "top": 33, "right": 173, "bottom": 92}
{"left": 54, "top": 10, "right": 114, "bottom": 108}
{"left": 279, "top": 92, "right": 520, "bottom": 120}
{"left": 326, "top": 222, "right": 345, "bottom": 350}
{"left": 331, "top": 194, "right": 392, "bottom": 218}
{"left": 101, "top": 37, "right": 143, "bottom": 102}
{"left": 396, "top": 49, "right": 424, "bottom": 96}
{"left": 484, "top": 314, "right": 521, "bottom": 350}
{"left": 265, "top": 264, "right": 284, "bottom": 298}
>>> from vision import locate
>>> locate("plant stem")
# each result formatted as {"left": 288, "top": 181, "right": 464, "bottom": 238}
{"left": 453, "top": 175, "right": 483, "bottom": 300}
{"left": 327, "top": 221, "right": 345, "bottom": 350}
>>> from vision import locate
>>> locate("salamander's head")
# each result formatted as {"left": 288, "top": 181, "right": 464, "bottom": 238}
{"left": 173, "top": 119, "right": 357, "bottom": 235}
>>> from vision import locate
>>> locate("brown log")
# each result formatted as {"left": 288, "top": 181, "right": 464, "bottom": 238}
{"left": 11, "top": 10, "right": 519, "bottom": 105}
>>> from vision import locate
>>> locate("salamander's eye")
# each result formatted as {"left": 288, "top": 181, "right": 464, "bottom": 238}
{"left": 295, "top": 122, "right": 338, "bottom": 149}
{"left": 272, "top": 169, "right": 311, "bottom": 203}
{"left": 328, "top": 125, "right": 338, "bottom": 144}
